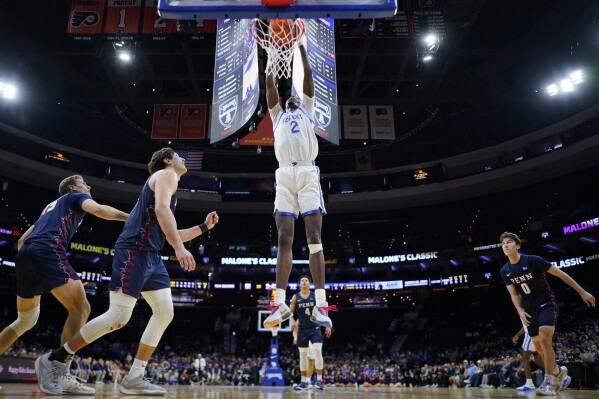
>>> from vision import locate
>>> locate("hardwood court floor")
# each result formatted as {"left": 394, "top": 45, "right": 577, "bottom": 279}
{"left": 0, "top": 384, "right": 597, "bottom": 399}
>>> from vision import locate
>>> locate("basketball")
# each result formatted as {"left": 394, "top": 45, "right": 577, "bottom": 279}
{"left": 268, "top": 19, "right": 294, "bottom": 47}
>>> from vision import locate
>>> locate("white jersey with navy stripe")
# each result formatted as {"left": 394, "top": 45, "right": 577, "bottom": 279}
{"left": 270, "top": 95, "right": 318, "bottom": 166}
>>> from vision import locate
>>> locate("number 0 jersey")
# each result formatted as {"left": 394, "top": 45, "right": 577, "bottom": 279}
{"left": 270, "top": 95, "right": 318, "bottom": 166}
{"left": 500, "top": 254, "right": 555, "bottom": 310}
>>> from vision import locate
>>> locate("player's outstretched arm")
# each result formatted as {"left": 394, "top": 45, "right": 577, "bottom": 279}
{"left": 178, "top": 211, "right": 220, "bottom": 242}
{"left": 548, "top": 266, "right": 596, "bottom": 307}
{"left": 297, "top": 42, "right": 314, "bottom": 98}
{"left": 82, "top": 199, "right": 129, "bottom": 221}
{"left": 266, "top": 72, "right": 279, "bottom": 110}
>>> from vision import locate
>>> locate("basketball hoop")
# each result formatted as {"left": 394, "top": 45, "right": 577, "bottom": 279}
{"left": 250, "top": 18, "right": 306, "bottom": 80}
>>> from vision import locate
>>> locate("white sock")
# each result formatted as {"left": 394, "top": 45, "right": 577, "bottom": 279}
{"left": 275, "top": 289, "right": 286, "bottom": 305}
{"left": 301, "top": 376, "right": 308, "bottom": 383}
{"left": 526, "top": 378, "right": 533, "bottom": 386}
{"left": 317, "top": 375, "right": 323, "bottom": 381}
{"left": 315, "top": 289, "right": 326, "bottom": 306}
{"left": 129, "top": 358, "right": 147, "bottom": 379}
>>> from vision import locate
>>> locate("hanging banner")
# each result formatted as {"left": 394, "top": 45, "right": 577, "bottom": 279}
{"left": 369, "top": 106, "right": 395, "bottom": 140}
{"left": 179, "top": 104, "right": 207, "bottom": 139}
{"left": 292, "top": 18, "right": 339, "bottom": 145}
{"left": 409, "top": 0, "right": 448, "bottom": 38}
{"left": 240, "top": 115, "right": 274, "bottom": 146}
{"left": 210, "top": 19, "right": 259, "bottom": 143}
{"left": 151, "top": 104, "right": 179, "bottom": 139}
{"left": 355, "top": 151, "right": 372, "bottom": 171}
{"left": 104, "top": 0, "right": 142, "bottom": 40}
{"left": 342, "top": 106, "right": 369, "bottom": 140}
{"left": 66, "top": 0, "right": 106, "bottom": 40}
{"left": 142, "top": 0, "right": 177, "bottom": 39}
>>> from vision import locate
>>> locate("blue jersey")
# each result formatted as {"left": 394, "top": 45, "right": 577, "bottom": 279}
{"left": 500, "top": 254, "right": 555, "bottom": 310}
{"left": 25, "top": 193, "right": 92, "bottom": 252}
{"left": 294, "top": 291, "right": 317, "bottom": 330}
{"left": 115, "top": 177, "right": 176, "bottom": 251}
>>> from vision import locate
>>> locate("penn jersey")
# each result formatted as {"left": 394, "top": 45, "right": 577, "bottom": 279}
{"left": 115, "top": 177, "right": 176, "bottom": 251}
{"left": 270, "top": 95, "right": 318, "bottom": 165}
{"left": 500, "top": 254, "right": 555, "bottom": 310}
{"left": 294, "top": 291, "right": 317, "bottom": 330}
{"left": 25, "top": 193, "right": 92, "bottom": 252}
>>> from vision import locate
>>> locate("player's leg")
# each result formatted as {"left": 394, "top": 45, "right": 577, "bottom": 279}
{"left": 50, "top": 279, "right": 91, "bottom": 345}
{"left": 119, "top": 287, "right": 173, "bottom": 395}
{"left": 2, "top": 245, "right": 43, "bottom": 354}
{"left": 311, "top": 342, "right": 325, "bottom": 390}
{"left": 307, "top": 341, "right": 315, "bottom": 387}
{"left": 0, "top": 295, "right": 41, "bottom": 354}
{"left": 535, "top": 305, "right": 566, "bottom": 395}
{"left": 263, "top": 210, "right": 295, "bottom": 328}
{"left": 295, "top": 330, "right": 311, "bottom": 390}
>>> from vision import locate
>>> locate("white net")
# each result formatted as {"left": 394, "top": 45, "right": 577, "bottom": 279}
{"left": 250, "top": 18, "right": 306, "bottom": 80}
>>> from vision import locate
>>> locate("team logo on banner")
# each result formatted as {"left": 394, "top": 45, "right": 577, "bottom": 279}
{"left": 315, "top": 100, "right": 331, "bottom": 128}
{"left": 219, "top": 97, "right": 238, "bottom": 128}
{"left": 71, "top": 12, "right": 99, "bottom": 27}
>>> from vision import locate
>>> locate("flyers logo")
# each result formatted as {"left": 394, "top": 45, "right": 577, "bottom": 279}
{"left": 186, "top": 108, "right": 201, "bottom": 117}
{"left": 159, "top": 108, "right": 173, "bottom": 117}
{"left": 71, "top": 11, "right": 100, "bottom": 27}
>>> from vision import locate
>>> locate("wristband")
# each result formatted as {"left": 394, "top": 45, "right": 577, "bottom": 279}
{"left": 199, "top": 223, "right": 209, "bottom": 234}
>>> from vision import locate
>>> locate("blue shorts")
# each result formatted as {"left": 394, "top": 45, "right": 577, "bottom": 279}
{"left": 526, "top": 304, "right": 557, "bottom": 337}
{"left": 16, "top": 243, "right": 80, "bottom": 298}
{"left": 297, "top": 327, "right": 323, "bottom": 348}
{"left": 109, "top": 249, "right": 170, "bottom": 298}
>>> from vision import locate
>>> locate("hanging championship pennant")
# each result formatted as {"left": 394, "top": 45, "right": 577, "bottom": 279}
{"left": 66, "top": 0, "right": 106, "bottom": 40}
{"left": 179, "top": 104, "right": 207, "bottom": 139}
{"left": 342, "top": 106, "right": 368, "bottom": 140}
{"left": 151, "top": 104, "right": 179, "bottom": 139}
{"left": 369, "top": 105, "right": 395, "bottom": 140}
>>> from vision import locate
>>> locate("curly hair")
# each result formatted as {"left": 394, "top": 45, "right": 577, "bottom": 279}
{"left": 499, "top": 231, "right": 521, "bottom": 246}
{"left": 148, "top": 147, "right": 175, "bottom": 174}
{"left": 58, "top": 175, "right": 83, "bottom": 196}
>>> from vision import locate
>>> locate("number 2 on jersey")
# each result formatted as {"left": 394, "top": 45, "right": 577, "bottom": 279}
{"left": 290, "top": 120, "right": 300, "bottom": 134}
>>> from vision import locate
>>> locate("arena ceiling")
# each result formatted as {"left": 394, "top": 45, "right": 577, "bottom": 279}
{"left": 0, "top": 0, "right": 598, "bottom": 159}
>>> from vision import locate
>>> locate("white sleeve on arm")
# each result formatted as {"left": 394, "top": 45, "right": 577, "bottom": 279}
{"left": 302, "top": 95, "right": 315, "bottom": 120}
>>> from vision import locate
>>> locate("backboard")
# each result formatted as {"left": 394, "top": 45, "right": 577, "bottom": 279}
{"left": 158, "top": 0, "right": 398, "bottom": 20}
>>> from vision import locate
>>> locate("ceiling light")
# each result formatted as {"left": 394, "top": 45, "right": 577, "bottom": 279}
{"left": 0, "top": 81, "right": 17, "bottom": 99}
{"left": 118, "top": 52, "right": 131, "bottom": 62}
{"left": 569, "top": 70, "right": 583, "bottom": 85}
{"left": 423, "top": 55, "right": 433, "bottom": 62}
{"left": 546, "top": 84, "right": 558, "bottom": 96}
{"left": 560, "top": 78, "right": 574, "bottom": 93}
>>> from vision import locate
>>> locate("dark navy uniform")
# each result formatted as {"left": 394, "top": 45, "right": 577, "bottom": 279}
{"left": 500, "top": 254, "right": 557, "bottom": 336}
{"left": 109, "top": 177, "right": 176, "bottom": 297}
{"left": 16, "top": 193, "right": 92, "bottom": 297}
{"left": 294, "top": 291, "right": 323, "bottom": 348}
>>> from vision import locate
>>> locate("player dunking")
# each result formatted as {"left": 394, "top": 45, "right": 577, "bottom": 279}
{"left": 262, "top": 34, "right": 335, "bottom": 330}
{"left": 499, "top": 231, "right": 595, "bottom": 395}
{"left": 35, "top": 148, "right": 219, "bottom": 395}
{"left": 0, "top": 175, "right": 128, "bottom": 395}
{"left": 290, "top": 275, "right": 332, "bottom": 390}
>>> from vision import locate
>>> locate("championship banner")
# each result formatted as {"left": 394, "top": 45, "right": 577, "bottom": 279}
{"left": 210, "top": 19, "right": 259, "bottom": 143}
{"left": 292, "top": 18, "right": 339, "bottom": 144}
{"left": 142, "top": 0, "right": 177, "bottom": 38}
{"left": 151, "top": 104, "right": 179, "bottom": 139}
{"left": 104, "top": 0, "right": 143, "bottom": 40}
{"left": 369, "top": 106, "right": 395, "bottom": 140}
{"left": 342, "top": 106, "right": 369, "bottom": 140}
{"left": 66, "top": 0, "right": 106, "bottom": 40}
{"left": 179, "top": 104, "right": 207, "bottom": 139}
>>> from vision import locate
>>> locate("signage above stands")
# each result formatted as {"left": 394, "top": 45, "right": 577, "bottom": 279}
{"left": 367, "top": 252, "right": 438, "bottom": 264}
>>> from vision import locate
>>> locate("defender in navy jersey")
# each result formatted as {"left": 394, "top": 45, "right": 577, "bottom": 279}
{"left": 290, "top": 275, "right": 332, "bottom": 390}
{"left": 499, "top": 231, "right": 594, "bottom": 395}
{"left": 263, "top": 35, "right": 333, "bottom": 332}
{"left": 0, "top": 175, "right": 128, "bottom": 395}
{"left": 37, "top": 148, "right": 219, "bottom": 396}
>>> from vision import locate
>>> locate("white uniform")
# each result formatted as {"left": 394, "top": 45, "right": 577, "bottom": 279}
{"left": 269, "top": 95, "right": 326, "bottom": 217}
{"left": 521, "top": 330, "right": 536, "bottom": 352}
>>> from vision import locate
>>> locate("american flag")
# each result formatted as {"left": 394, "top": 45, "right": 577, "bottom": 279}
{"left": 175, "top": 150, "right": 204, "bottom": 171}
